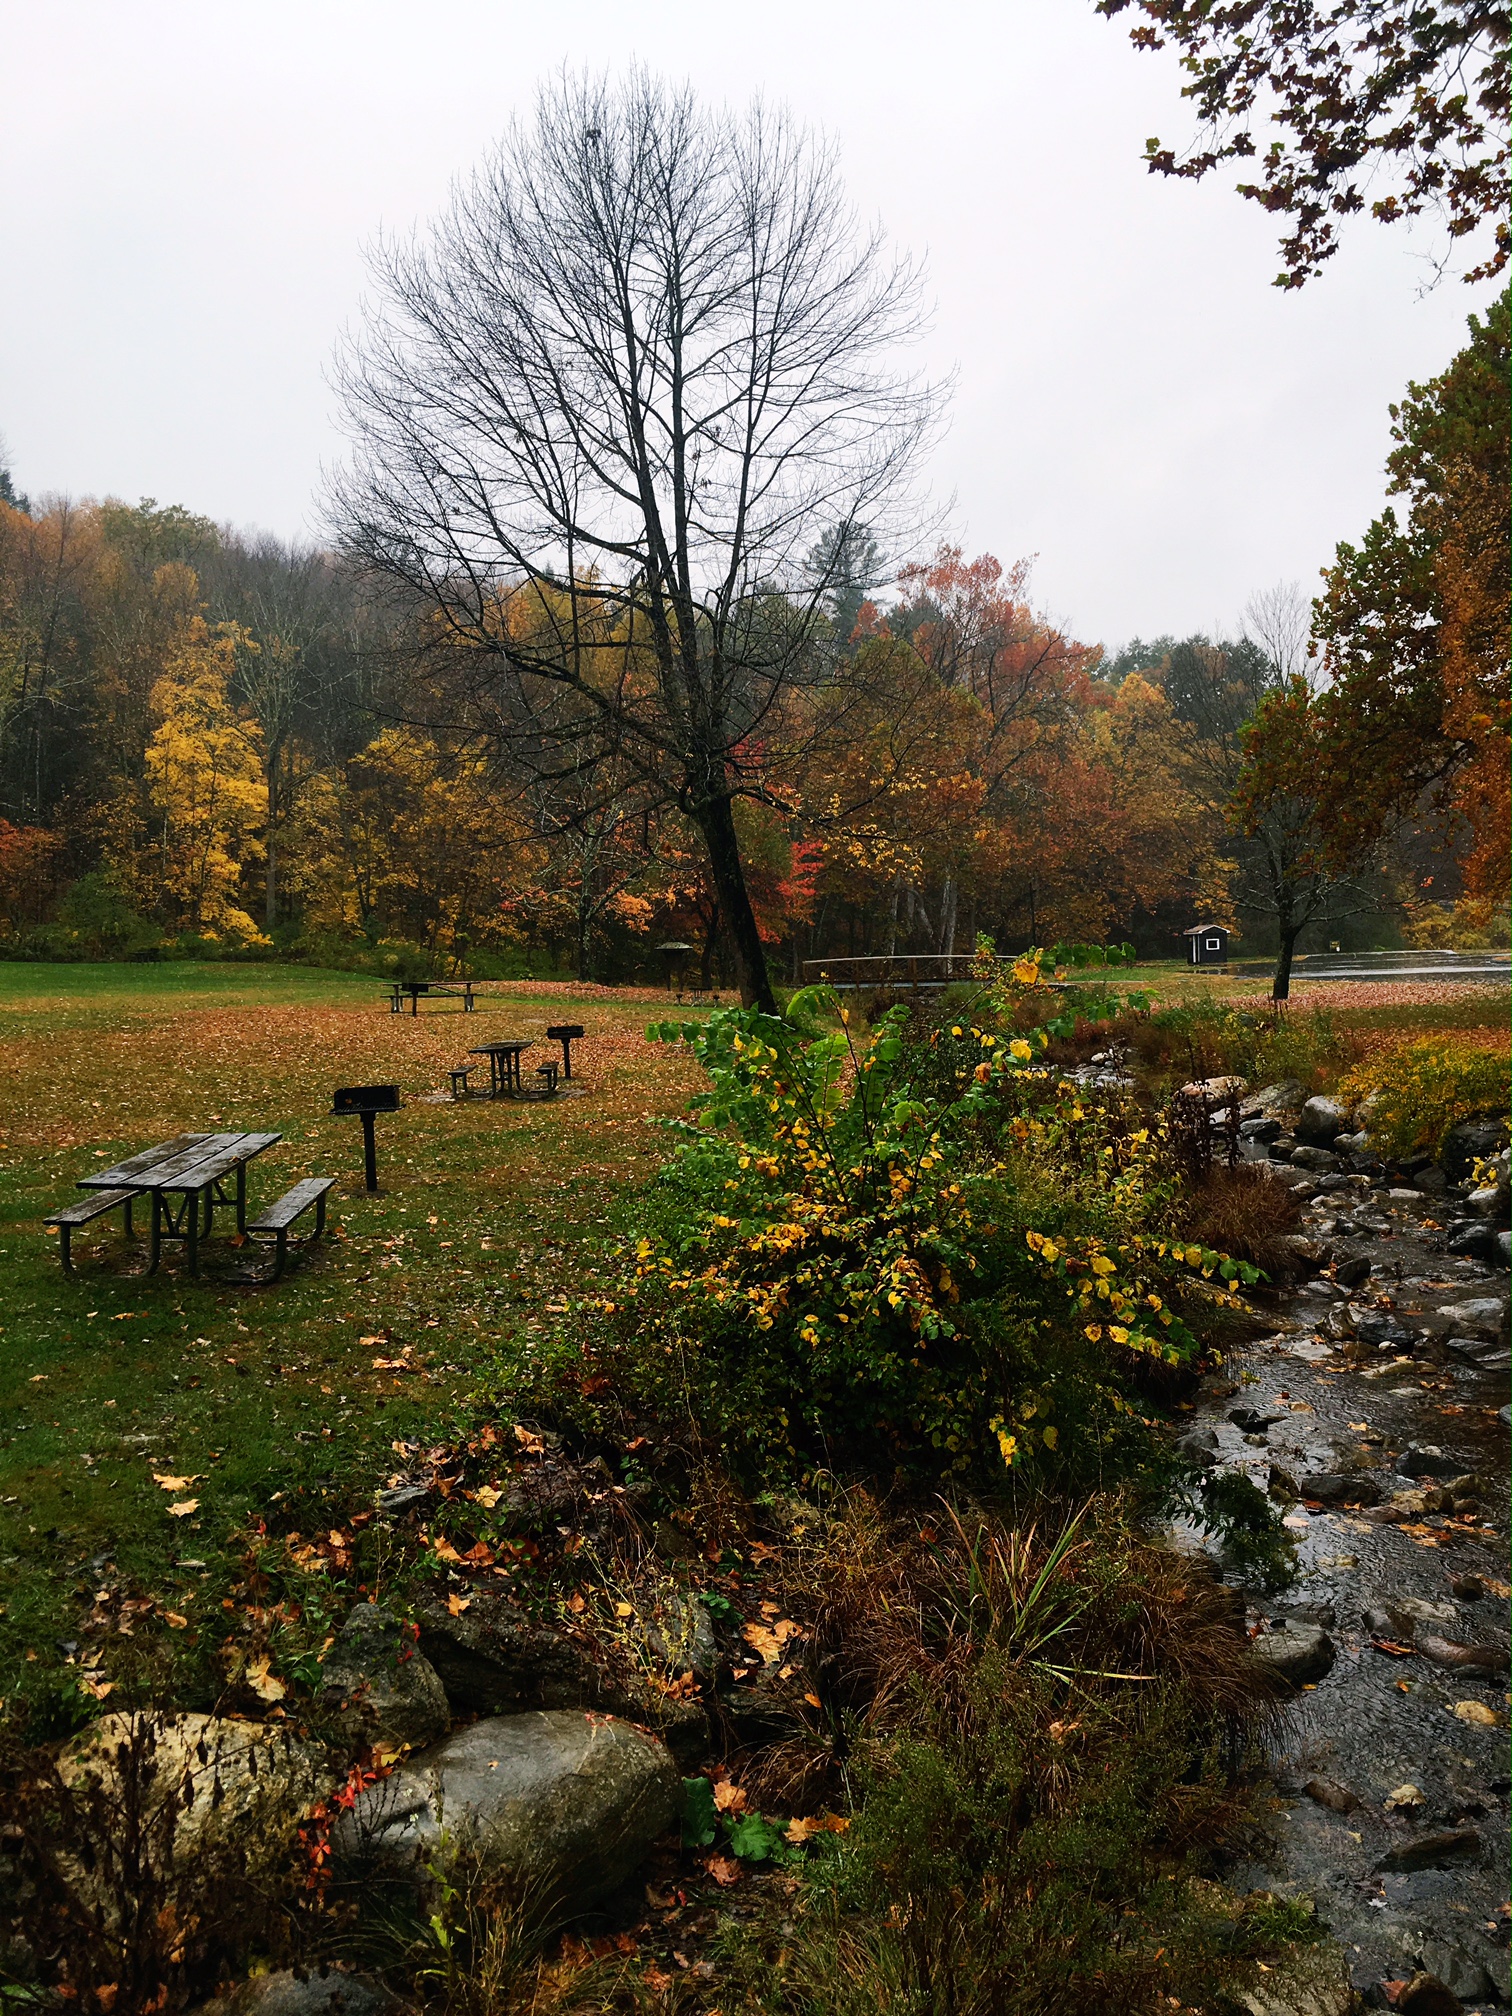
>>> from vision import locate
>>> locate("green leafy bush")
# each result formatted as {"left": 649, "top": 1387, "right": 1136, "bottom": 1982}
{"left": 1340, "top": 1036, "right": 1510, "bottom": 1160}
{"left": 614, "top": 985, "right": 1259, "bottom": 1485}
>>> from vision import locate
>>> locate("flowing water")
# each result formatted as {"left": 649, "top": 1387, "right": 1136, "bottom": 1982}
{"left": 1174, "top": 1184, "right": 1510, "bottom": 2009}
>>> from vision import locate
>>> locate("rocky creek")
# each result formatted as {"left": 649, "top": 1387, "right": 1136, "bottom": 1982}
{"left": 1174, "top": 1170, "right": 1510, "bottom": 2013}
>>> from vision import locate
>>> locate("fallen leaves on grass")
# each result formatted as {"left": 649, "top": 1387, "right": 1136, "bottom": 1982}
{"left": 703, "top": 1853, "right": 741, "bottom": 1887}
{"left": 167, "top": 1499, "right": 200, "bottom": 1518}
{"left": 784, "top": 1813, "right": 849, "bottom": 1844}
{"left": 153, "top": 1473, "right": 203, "bottom": 1492}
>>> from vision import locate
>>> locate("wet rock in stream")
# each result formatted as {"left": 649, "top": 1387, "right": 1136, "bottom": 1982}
{"left": 1254, "top": 1620, "right": 1337, "bottom": 1686}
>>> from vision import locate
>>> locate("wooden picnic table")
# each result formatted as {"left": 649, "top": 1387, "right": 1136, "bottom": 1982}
{"left": 78, "top": 1130, "right": 281, "bottom": 1275}
{"left": 468, "top": 1039, "right": 534, "bottom": 1097}
{"left": 388, "top": 980, "right": 476, "bottom": 1015}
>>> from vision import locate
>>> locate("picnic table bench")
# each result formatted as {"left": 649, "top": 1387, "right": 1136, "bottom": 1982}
{"left": 388, "top": 980, "right": 476, "bottom": 1015}
{"left": 247, "top": 1176, "right": 335, "bottom": 1278}
{"left": 45, "top": 1188, "right": 138, "bottom": 1273}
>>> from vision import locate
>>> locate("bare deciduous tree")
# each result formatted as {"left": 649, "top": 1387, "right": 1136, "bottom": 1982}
{"left": 329, "top": 69, "right": 942, "bottom": 1009}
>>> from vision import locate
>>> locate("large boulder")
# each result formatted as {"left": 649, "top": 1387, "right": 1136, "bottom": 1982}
{"left": 57, "top": 1713, "right": 332, "bottom": 1924}
{"left": 1230, "top": 1938, "right": 1357, "bottom": 2016}
{"left": 1245, "top": 1080, "right": 1304, "bottom": 1117}
{"left": 319, "top": 1603, "right": 449, "bottom": 1752}
{"left": 1434, "top": 1297, "right": 1507, "bottom": 1339}
{"left": 1290, "top": 1147, "right": 1342, "bottom": 1174}
{"left": 196, "top": 1972, "right": 407, "bottom": 2016}
{"left": 416, "top": 1590, "right": 709, "bottom": 1766}
{"left": 334, "top": 1709, "right": 679, "bottom": 1913}
{"left": 416, "top": 1591, "right": 621, "bottom": 1716}
{"left": 1441, "top": 1116, "right": 1510, "bottom": 1183}
{"left": 1295, "top": 1096, "right": 1350, "bottom": 1147}
{"left": 1445, "top": 1222, "right": 1505, "bottom": 1265}
{"left": 61, "top": 1713, "right": 329, "bottom": 1860}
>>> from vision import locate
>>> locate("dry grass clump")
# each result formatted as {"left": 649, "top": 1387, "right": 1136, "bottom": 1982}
{"left": 1178, "top": 1165, "right": 1303, "bottom": 1276}
{"left": 713, "top": 1496, "right": 1281, "bottom": 2016}
{"left": 740, "top": 1491, "right": 1274, "bottom": 1815}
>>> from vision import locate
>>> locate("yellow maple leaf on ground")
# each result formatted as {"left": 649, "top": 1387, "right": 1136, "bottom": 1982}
{"left": 168, "top": 1499, "right": 199, "bottom": 1518}
{"left": 245, "top": 1655, "right": 287, "bottom": 1702}
{"left": 785, "top": 1813, "right": 849, "bottom": 1844}
{"left": 712, "top": 1779, "right": 746, "bottom": 1813}
{"left": 153, "top": 1473, "right": 202, "bottom": 1492}
{"left": 472, "top": 1484, "right": 503, "bottom": 1509}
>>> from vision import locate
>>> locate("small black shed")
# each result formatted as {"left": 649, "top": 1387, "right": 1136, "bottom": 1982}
{"left": 1183, "top": 924, "right": 1230, "bottom": 966}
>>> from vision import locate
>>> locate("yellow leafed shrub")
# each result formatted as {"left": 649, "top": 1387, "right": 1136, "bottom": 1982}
{"left": 1341, "top": 1036, "right": 1509, "bottom": 1160}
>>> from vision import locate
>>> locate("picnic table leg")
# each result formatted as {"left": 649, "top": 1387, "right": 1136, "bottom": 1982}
{"left": 148, "top": 1192, "right": 162, "bottom": 1274}
{"left": 187, "top": 1191, "right": 200, "bottom": 1276}
{"left": 235, "top": 1161, "right": 248, "bottom": 1234}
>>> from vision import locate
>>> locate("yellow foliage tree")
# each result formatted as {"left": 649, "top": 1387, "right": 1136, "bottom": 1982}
{"left": 302, "top": 729, "right": 543, "bottom": 964}
{"left": 144, "top": 619, "right": 268, "bottom": 942}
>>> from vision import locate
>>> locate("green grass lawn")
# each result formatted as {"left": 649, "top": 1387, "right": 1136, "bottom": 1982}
{"left": 0, "top": 963, "right": 703, "bottom": 1725}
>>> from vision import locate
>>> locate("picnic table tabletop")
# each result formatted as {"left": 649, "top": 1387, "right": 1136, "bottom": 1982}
{"left": 79, "top": 1131, "right": 280, "bottom": 1192}
{"left": 77, "top": 1130, "right": 282, "bottom": 1274}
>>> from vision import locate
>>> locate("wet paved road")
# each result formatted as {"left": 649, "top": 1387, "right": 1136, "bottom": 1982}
{"left": 1177, "top": 1183, "right": 1510, "bottom": 2010}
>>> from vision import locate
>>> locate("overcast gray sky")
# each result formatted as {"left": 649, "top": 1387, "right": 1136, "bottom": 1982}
{"left": 1, "top": 0, "right": 1492, "bottom": 648}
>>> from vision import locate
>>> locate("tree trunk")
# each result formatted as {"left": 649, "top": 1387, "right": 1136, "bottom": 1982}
{"left": 1273, "top": 922, "right": 1300, "bottom": 1001}
{"left": 693, "top": 794, "right": 776, "bottom": 1012}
